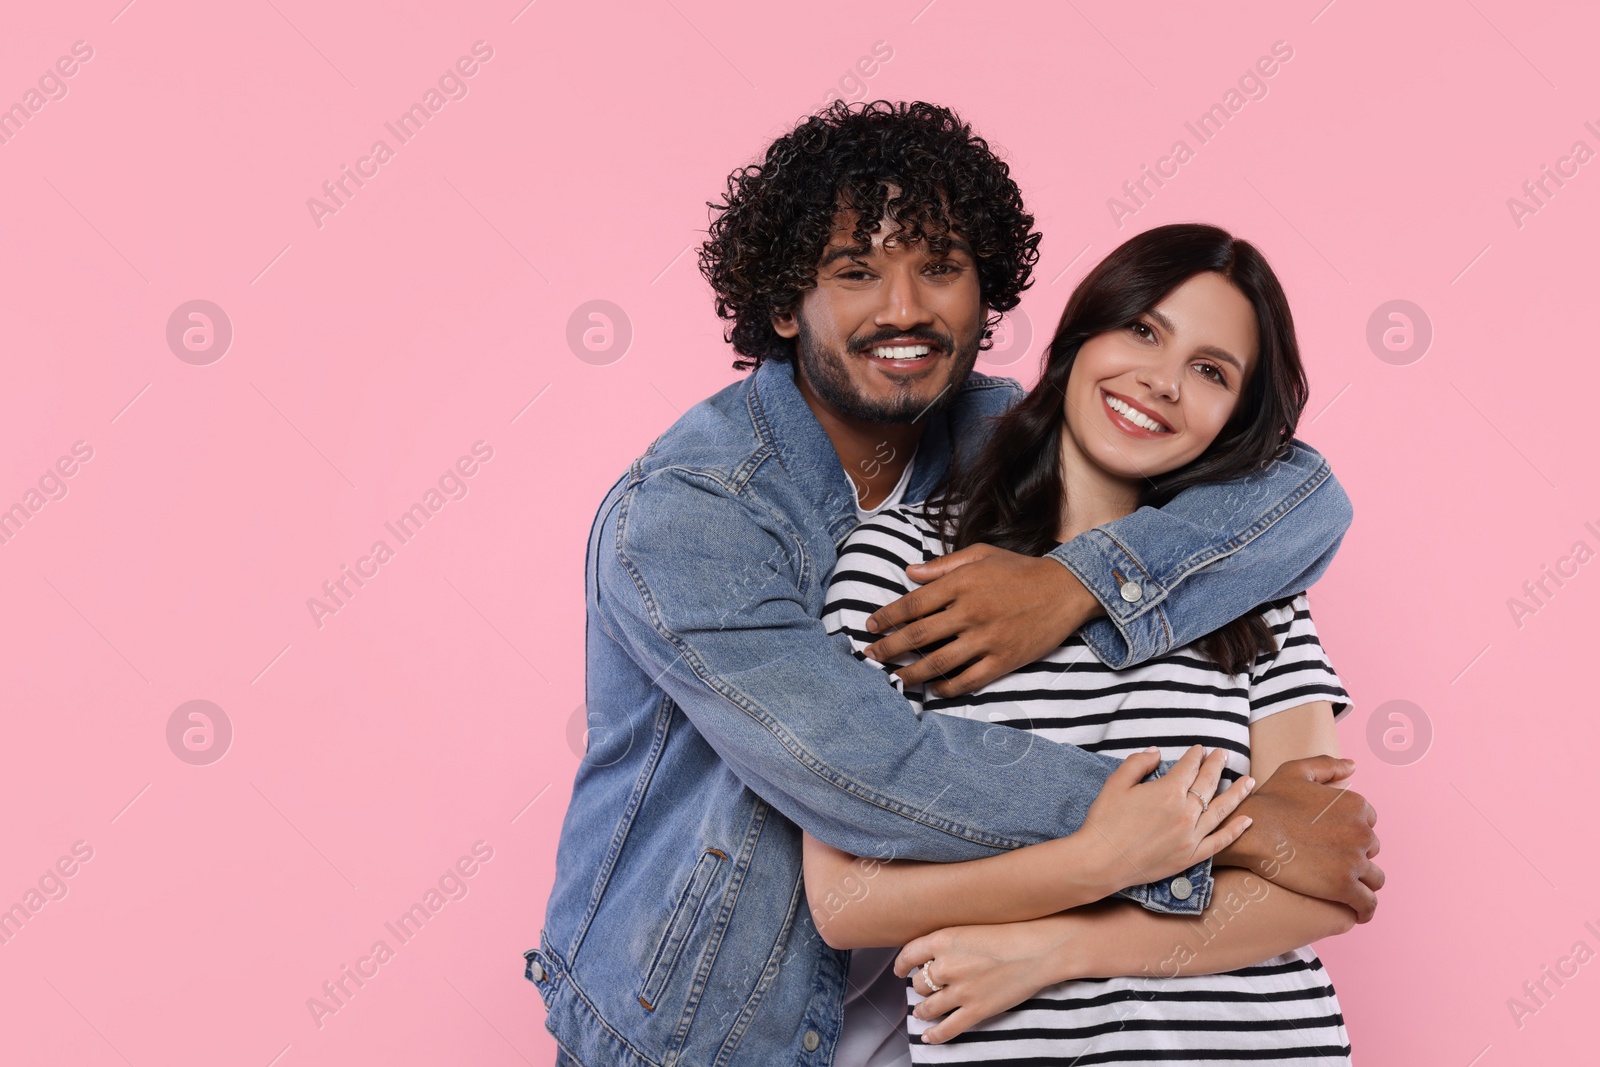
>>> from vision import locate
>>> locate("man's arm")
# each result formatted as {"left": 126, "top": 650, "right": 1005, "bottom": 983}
{"left": 594, "top": 468, "right": 1209, "bottom": 915}
{"left": 861, "top": 439, "right": 1349, "bottom": 689}
{"left": 801, "top": 749, "right": 1253, "bottom": 950}
{"left": 1051, "top": 439, "right": 1350, "bottom": 669}
{"left": 851, "top": 443, "right": 1378, "bottom": 918}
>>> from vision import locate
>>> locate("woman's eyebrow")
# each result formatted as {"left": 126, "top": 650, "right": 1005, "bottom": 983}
{"left": 1147, "top": 307, "right": 1244, "bottom": 371}
{"left": 1196, "top": 344, "right": 1244, "bottom": 372}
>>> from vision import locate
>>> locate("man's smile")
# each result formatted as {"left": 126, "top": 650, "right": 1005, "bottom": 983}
{"left": 857, "top": 336, "right": 947, "bottom": 373}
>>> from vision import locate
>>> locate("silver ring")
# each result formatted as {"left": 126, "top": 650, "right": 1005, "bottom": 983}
{"left": 1187, "top": 788, "right": 1210, "bottom": 811}
{"left": 921, "top": 961, "right": 943, "bottom": 993}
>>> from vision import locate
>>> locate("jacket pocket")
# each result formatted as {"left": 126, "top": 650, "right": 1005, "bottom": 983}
{"left": 637, "top": 847, "right": 727, "bottom": 1011}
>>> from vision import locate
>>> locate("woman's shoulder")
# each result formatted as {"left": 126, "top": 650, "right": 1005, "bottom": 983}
{"left": 1158, "top": 591, "right": 1318, "bottom": 675}
{"left": 1257, "top": 592, "right": 1313, "bottom": 631}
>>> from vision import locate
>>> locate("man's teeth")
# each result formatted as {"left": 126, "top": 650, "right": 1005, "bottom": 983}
{"left": 870, "top": 344, "right": 932, "bottom": 360}
{"left": 1105, "top": 394, "right": 1170, "bottom": 432}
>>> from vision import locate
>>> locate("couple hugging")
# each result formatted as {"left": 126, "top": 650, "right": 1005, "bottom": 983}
{"left": 527, "top": 100, "right": 1384, "bottom": 1067}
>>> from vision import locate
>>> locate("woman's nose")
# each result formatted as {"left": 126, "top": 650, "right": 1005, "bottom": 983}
{"left": 1138, "top": 364, "right": 1181, "bottom": 401}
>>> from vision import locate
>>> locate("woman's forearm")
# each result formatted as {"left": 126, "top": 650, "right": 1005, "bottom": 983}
{"left": 802, "top": 829, "right": 1120, "bottom": 950}
{"left": 1056, "top": 868, "right": 1357, "bottom": 980}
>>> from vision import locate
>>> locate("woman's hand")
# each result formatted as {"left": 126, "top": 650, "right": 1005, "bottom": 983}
{"left": 892, "top": 909, "right": 1107, "bottom": 1045}
{"left": 1083, "top": 745, "right": 1253, "bottom": 890}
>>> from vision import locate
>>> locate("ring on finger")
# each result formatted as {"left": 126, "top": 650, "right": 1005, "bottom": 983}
{"left": 1187, "top": 788, "right": 1211, "bottom": 811}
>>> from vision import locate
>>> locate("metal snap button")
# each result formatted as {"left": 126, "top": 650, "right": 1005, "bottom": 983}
{"left": 1119, "top": 580, "right": 1143, "bottom": 603}
{"left": 803, "top": 1029, "right": 820, "bottom": 1052}
{"left": 1170, "top": 875, "right": 1193, "bottom": 900}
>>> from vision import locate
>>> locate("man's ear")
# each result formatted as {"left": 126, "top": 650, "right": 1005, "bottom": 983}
{"left": 771, "top": 305, "right": 799, "bottom": 339}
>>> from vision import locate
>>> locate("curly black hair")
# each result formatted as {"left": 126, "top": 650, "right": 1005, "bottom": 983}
{"left": 698, "top": 100, "right": 1042, "bottom": 371}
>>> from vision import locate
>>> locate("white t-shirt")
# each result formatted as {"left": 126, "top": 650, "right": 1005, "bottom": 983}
{"left": 836, "top": 946, "right": 913, "bottom": 1067}
{"left": 845, "top": 447, "right": 918, "bottom": 525}
{"left": 824, "top": 501, "right": 1354, "bottom": 1065}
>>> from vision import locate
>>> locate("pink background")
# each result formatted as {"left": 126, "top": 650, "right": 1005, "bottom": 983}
{"left": 3, "top": 1, "right": 1596, "bottom": 1063}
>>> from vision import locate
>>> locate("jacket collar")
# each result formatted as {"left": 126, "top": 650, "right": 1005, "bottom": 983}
{"left": 747, "top": 357, "right": 955, "bottom": 544}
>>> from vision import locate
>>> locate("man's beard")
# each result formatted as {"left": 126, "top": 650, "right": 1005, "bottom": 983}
{"left": 794, "top": 323, "right": 982, "bottom": 424}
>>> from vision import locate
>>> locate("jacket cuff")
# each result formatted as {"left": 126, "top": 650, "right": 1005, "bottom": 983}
{"left": 1046, "top": 534, "right": 1172, "bottom": 670}
{"left": 1111, "top": 857, "right": 1214, "bottom": 915}
{"left": 1107, "top": 755, "right": 1215, "bottom": 915}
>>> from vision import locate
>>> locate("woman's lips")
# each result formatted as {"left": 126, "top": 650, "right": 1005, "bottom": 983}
{"left": 1101, "top": 389, "right": 1174, "bottom": 438}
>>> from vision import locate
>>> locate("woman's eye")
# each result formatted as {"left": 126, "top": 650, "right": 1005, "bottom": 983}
{"left": 1130, "top": 321, "right": 1155, "bottom": 340}
{"left": 1194, "top": 362, "right": 1225, "bottom": 383}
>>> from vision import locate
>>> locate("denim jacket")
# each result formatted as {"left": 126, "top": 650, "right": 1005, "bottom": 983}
{"left": 525, "top": 356, "right": 1351, "bottom": 1067}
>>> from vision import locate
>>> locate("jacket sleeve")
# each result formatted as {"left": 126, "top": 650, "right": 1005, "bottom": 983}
{"left": 594, "top": 467, "right": 1211, "bottom": 915}
{"left": 1047, "top": 439, "right": 1352, "bottom": 670}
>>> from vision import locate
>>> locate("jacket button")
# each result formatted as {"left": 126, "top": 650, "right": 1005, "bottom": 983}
{"left": 528, "top": 959, "right": 547, "bottom": 981}
{"left": 802, "top": 1029, "right": 820, "bottom": 1052}
{"left": 1119, "top": 580, "right": 1143, "bottom": 603}
{"left": 1170, "top": 876, "right": 1193, "bottom": 900}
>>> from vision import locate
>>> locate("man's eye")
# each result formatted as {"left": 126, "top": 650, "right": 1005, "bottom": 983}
{"left": 926, "top": 263, "right": 958, "bottom": 276}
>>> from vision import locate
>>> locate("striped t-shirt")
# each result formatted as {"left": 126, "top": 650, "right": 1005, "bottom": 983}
{"left": 821, "top": 502, "right": 1354, "bottom": 1066}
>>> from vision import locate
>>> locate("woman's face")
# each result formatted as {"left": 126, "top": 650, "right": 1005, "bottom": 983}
{"left": 1062, "top": 271, "right": 1261, "bottom": 483}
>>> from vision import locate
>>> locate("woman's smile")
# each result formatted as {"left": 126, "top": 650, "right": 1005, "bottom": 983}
{"left": 1100, "top": 389, "right": 1174, "bottom": 438}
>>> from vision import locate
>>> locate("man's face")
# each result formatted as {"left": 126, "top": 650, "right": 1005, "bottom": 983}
{"left": 772, "top": 201, "right": 985, "bottom": 424}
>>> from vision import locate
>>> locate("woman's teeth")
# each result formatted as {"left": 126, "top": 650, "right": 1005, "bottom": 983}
{"left": 1105, "top": 394, "right": 1170, "bottom": 433}
{"left": 871, "top": 344, "right": 932, "bottom": 360}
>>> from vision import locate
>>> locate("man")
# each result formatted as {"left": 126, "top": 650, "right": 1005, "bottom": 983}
{"left": 526, "top": 101, "right": 1381, "bottom": 1067}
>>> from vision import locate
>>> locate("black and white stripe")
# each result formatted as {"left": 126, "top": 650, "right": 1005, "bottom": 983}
{"left": 823, "top": 504, "right": 1354, "bottom": 1066}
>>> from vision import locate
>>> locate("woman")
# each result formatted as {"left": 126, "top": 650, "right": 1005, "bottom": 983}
{"left": 809, "top": 222, "right": 1358, "bottom": 1063}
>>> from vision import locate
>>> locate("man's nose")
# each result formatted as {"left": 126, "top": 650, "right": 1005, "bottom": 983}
{"left": 875, "top": 265, "right": 934, "bottom": 330}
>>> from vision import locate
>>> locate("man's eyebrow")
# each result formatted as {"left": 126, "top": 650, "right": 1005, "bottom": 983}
{"left": 1146, "top": 307, "right": 1244, "bottom": 371}
{"left": 942, "top": 236, "right": 975, "bottom": 258}
{"left": 819, "top": 244, "right": 872, "bottom": 268}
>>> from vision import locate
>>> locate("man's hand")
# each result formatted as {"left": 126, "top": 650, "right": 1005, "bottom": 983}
{"left": 862, "top": 545, "right": 1104, "bottom": 697}
{"left": 1215, "top": 755, "right": 1385, "bottom": 923}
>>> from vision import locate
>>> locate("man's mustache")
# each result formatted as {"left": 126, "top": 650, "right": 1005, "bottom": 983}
{"left": 848, "top": 328, "right": 954, "bottom": 353}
